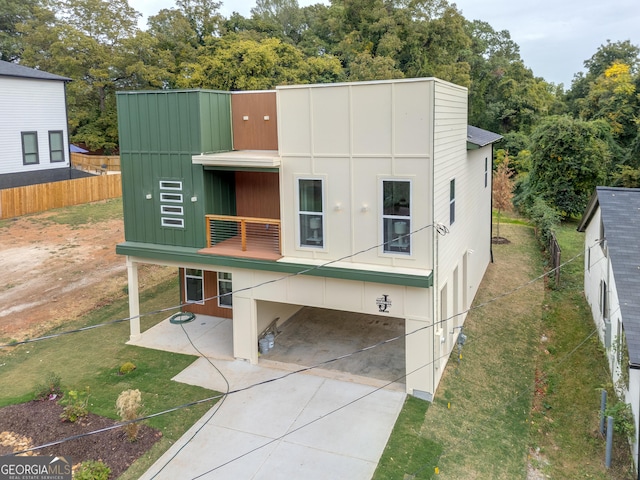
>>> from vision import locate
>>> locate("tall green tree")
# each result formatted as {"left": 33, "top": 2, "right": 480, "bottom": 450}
{"left": 526, "top": 115, "right": 611, "bottom": 217}
{"left": 0, "top": 0, "right": 39, "bottom": 61}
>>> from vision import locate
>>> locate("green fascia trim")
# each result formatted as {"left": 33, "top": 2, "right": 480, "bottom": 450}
{"left": 204, "top": 166, "right": 280, "bottom": 173}
{"left": 116, "top": 242, "right": 432, "bottom": 288}
{"left": 466, "top": 142, "right": 480, "bottom": 150}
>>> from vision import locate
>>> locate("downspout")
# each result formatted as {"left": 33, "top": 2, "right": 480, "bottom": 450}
{"left": 631, "top": 362, "right": 640, "bottom": 480}
{"left": 489, "top": 145, "right": 494, "bottom": 263}
{"left": 63, "top": 79, "right": 72, "bottom": 179}
{"left": 431, "top": 89, "right": 437, "bottom": 397}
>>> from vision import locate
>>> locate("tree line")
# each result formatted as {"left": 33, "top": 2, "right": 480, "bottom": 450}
{"left": 2, "top": 0, "right": 639, "bottom": 216}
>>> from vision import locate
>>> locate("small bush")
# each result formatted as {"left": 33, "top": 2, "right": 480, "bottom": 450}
{"left": 119, "top": 362, "right": 136, "bottom": 375}
{"left": 34, "top": 372, "right": 63, "bottom": 400}
{"left": 116, "top": 389, "right": 143, "bottom": 442}
{"left": 528, "top": 197, "right": 560, "bottom": 247}
{"left": 60, "top": 387, "right": 90, "bottom": 423}
{"left": 604, "top": 401, "right": 636, "bottom": 441}
{"left": 74, "top": 460, "right": 111, "bottom": 480}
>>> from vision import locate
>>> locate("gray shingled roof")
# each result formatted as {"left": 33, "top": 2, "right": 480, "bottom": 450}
{"left": 0, "top": 60, "right": 70, "bottom": 82}
{"left": 582, "top": 187, "right": 640, "bottom": 366}
{"left": 467, "top": 125, "right": 503, "bottom": 147}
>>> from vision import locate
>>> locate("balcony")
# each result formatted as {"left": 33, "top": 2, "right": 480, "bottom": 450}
{"left": 200, "top": 215, "right": 282, "bottom": 261}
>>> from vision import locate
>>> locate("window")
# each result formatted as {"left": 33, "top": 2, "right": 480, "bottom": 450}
{"left": 449, "top": 179, "right": 456, "bottom": 225}
{"left": 185, "top": 269, "right": 204, "bottom": 304}
{"left": 600, "top": 280, "right": 608, "bottom": 319}
{"left": 382, "top": 180, "right": 411, "bottom": 254}
{"left": 49, "top": 131, "right": 64, "bottom": 162}
{"left": 160, "top": 179, "right": 185, "bottom": 228}
{"left": 484, "top": 157, "right": 488, "bottom": 188}
{"left": 21, "top": 132, "right": 39, "bottom": 165}
{"left": 298, "top": 179, "right": 324, "bottom": 248}
{"left": 218, "top": 272, "right": 232, "bottom": 308}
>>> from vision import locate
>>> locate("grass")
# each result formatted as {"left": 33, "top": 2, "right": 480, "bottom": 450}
{"left": 0, "top": 200, "right": 219, "bottom": 478}
{"left": 30, "top": 198, "right": 123, "bottom": 227}
{"left": 374, "top": 216, "right": 635, "bottom": 479}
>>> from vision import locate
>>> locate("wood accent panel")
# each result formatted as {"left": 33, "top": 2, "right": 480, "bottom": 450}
{"left": 180, "top": 269, "right": 233, "bottom": 318}
{"left": 235, "top": 171, "right": 280, "bottom": 219}
{"left": 231, "top": 92, "right": 278, "bottom": 150}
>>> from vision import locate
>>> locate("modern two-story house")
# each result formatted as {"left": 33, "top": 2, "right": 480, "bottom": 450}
{"left": 578, "top": 186, "right": 640, "bottom": 469}
{"left": 0, "top": 60, "right": 79, "bottom": 189}
{"left": 116, "top": 78, "right": 501, "bottom": 399}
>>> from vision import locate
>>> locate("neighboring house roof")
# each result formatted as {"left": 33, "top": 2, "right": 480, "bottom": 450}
{"left": 578, "top": 186, "right": 640, "bottom": 365}
{"left": 0, "top": 60, "right": 71, "bottom": 82}
{"left": 467, "top": 125, "right": 503, "bottom": 147}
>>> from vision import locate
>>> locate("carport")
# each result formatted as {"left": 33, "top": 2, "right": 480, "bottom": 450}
{"left": 257, "top": 306, "right": 406, "bottom": 386}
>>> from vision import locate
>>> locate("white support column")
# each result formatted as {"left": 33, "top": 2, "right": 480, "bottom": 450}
{"left": 405, "top": 317, "right": 434, "bottom": 400}
{"left": 126, "top": 257, "right": 141, "bottom": 341}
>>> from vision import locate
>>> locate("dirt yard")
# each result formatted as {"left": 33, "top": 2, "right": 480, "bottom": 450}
{"left": 0, "top": 206, "right": 171, "bottom": 342}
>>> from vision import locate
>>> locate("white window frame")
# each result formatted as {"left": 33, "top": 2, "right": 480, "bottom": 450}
{"left": 184, "top": 268, "right": 204, "bottom": 305}
{"left": 217, "top": 272, "right": 233, "bottom": 308}
{"left": 161, "top": 217, "right": 185, "bottom": 228}
{"left": 484, "top": 157, "right": 488, "bottom": 188}
{"left": 296, "top": 177, "right": 325, "bottom": 249}
{"left": 161, "top": 205, "right": 184, "bottom": 215}
{"left": 159, "top": 180, "right": 183, "bottom": 190}
{"left": 160, "top": 192, "right": 183, "bottom": 203}
{"left": 381, "top": 179, "right": 412, "bottom": 255}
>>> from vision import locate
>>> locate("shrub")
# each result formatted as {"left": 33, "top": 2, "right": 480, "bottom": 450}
{"left": 60, "top": 387, "right": 90, "bottom": 423}
{"left": 528, "top": 197, "right": 560, "bottom": 247}
{"left": 116, "top": 389, "right": 143, "bottom": 442}
{"left": 74, "top": 460, "right": 111, "bottom": 480}
{"left": 119, "top": 362, "right": 136, "bottom": 375}
{"left": 34, "top": 372, "right": 63, "bottom": 400}
{"left": 604, "top": 401, "right": 636, "bottom": 441}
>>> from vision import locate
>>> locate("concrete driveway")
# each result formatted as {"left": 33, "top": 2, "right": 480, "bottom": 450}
{"left": 131, "top": 316, "right": 406, "bottom": 480}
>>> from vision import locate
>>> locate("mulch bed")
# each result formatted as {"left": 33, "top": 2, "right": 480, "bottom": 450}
{"left": 492, "top": 236, "right": 511, "bottom": 244}
{"left": 0, "top": 400, "right": 162, "bottom": 477}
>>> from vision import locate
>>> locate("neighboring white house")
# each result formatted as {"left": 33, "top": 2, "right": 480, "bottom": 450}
{"left": 578, "top": 186, "right": 640, "bottom": 469}
{"left": 116, "top": 78, "right": 502, "bottom": 399}
{"left": 0, "top": 60, "right": 74, "bottom": 189}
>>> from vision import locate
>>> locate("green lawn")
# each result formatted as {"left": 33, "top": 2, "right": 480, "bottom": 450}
{"left": 0, "top": 200, "right": 219, "bottom": 479}
{"left": 374, "top": 219, "right": 635, "bottom": 479}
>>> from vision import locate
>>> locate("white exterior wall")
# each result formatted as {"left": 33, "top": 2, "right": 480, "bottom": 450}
{"left": 0, "top": 76, "right": 69, "bottom": 174}
{"left": 431, "top": 82, "right": 491, "bottom": 385}
{"left": 277, "top": 79, "right": 434, "bottom": 270}
{"left": 583, "top": 209, "right": 638, "bottom": 469}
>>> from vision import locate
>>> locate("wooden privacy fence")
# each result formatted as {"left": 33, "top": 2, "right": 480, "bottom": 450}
{"left": 0, "top": 173, "right": 122, "bottom": 219}
{"left": 70, "top": 152, "right": 120, "bottom": 173}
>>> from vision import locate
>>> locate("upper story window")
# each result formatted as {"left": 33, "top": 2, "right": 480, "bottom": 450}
{"left": 382, "top": 180, "right": 411, "bottom": 254}
{"left": 484, "top": 157, "right": 488, "bottom": 188}
{"left": 49, "top": 131, "right": 64, "bottom": 162}
{"left": 449, "top": 179, "right": 456, "bottom": 225}
{"left": 21, "top": 132, "right": 39, "bottom": 165}
{"left": 298, "top": 178, "right": 324, "bottom": 248}
{"left": 160, "top": 179, "right": 185, "bottom": 229}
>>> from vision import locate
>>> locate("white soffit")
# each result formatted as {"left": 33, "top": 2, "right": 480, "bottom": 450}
{"left": 193, "top": 150, "right": 281, "bottom": 168}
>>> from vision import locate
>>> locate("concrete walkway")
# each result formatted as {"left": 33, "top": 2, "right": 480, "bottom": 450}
{"left": 130, "top": 316, "right": 406, "bottom": 480}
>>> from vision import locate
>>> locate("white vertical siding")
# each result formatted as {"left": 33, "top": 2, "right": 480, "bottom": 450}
{"left": 0, "top": 76, "right": 69, "bottom": 174}
{"left": 277, "top": 79, "right": 435, "bottom": 271}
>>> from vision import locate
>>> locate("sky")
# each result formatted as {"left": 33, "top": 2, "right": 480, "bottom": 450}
{"left": 129, "top": 0, "right": 640, "bottom": 87}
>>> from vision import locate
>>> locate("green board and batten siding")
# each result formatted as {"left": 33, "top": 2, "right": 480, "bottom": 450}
{"left": 116, "top": 90, "right": 233, "bottom": 248}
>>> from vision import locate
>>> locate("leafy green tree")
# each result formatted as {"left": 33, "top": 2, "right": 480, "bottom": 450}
{"left": 0, "top": 0, "right": 39, "bottom": 61}
{"left": 175, "top": 0, "right": 222, "bottom": 45}
{"left": 526, "top": 115, "right": 611, "bottom": 217}
{"left": 250, "top": 0, "right": 304, "bottom": 44}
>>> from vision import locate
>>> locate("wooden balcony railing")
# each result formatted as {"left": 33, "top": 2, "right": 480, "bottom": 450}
{"left": 205, "top": 214, "right": 281, "bottom": 258}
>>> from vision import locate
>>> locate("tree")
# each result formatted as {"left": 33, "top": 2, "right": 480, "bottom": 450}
{"left": 492, "top": 153, "right": 514, "bottom": 239}
{"left": 526, "top": 116, "right": 611, "bottom": 217}
{"left": 0, "top": 0, "right": 39, "bottom": 61}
